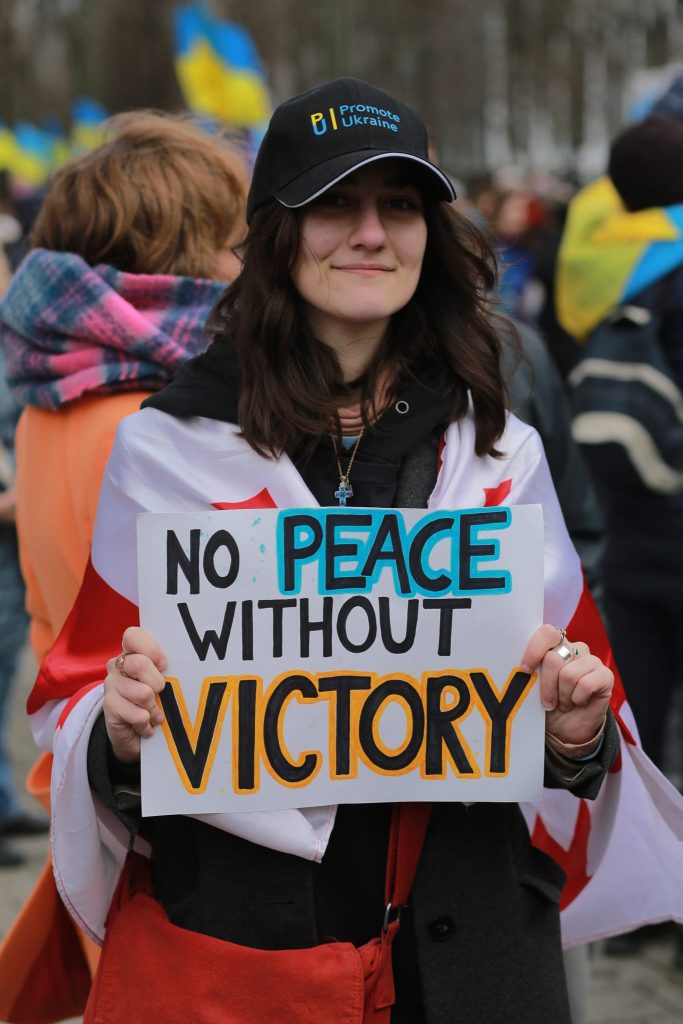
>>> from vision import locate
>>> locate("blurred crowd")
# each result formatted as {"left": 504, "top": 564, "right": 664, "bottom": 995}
{"left": 464, "top": 167, "right": 582, "bottom": 376}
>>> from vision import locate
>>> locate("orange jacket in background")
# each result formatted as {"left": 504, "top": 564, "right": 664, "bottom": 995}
{"left": 16, "top": 391, "right": 151, "bottom": 660}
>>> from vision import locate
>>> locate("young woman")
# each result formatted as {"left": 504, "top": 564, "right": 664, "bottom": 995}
{"left": 31, "top": 80, "right": 618, "bottom": 1024}
{"left": 2, "top": 110, "right": 247, "bottom": 665}
{"left": 0, "top": 110, "right": 247, "bottom": 1021}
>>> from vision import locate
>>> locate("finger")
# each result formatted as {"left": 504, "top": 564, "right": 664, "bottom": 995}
{"left": 538, "top": 641, "right": 590, "bottom": 710}
{"left": 106, "top": 676, "right": 161, "bottom": 713}
{"left": 120, "top": 652, "right": 167, "bottom": 693}
{"left": 104, "top": 690, "right": 156, "bottom": 735}
{"left": 554, "top": 649, "right": 600, "bottom": 711}
{"left": 561, "top": 666, "right": 614, "bottom": 710}
{"left": 107, "top": 652, "right": 167, "bottom": 694}
{"left": 539, "top": 653, "right": 559, "bottom": 711}
{"left": 520, "top": 624, "right": 569, "bottom": 673}
{"left": 150, "top": 705, "right": 165, "bottom": 726}
{"left": 121, "top": 626, "right": 168, "bottom": 671}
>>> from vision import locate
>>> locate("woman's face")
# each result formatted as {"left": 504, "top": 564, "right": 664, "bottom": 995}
{"left": 291, "top": 160, "right": 427, "bottom": 345}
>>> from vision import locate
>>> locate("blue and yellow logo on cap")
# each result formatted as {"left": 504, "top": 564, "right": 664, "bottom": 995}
{"left": 310, "top": 103, "right": 401, "bottom": 136}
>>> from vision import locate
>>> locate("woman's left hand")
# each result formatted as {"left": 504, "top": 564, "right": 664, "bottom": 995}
{"left": 521, "top": 624, "right": 614, "bottom": 746}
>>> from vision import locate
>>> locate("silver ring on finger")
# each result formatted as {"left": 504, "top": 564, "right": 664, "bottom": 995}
{"left": 552, "top": 625, "right": 566, "bottom": 645}
{"left": 114, "top": 651, "right": 133, "bottom": 678}
{"left": 554, "top": 643, "right": 575, "bottom": 665}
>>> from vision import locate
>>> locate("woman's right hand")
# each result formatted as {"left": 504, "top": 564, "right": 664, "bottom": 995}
{"left": 104, "top": 626, "right": 168, "bottom": 763}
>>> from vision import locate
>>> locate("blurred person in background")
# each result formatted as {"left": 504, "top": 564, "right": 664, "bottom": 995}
{"left": 557, "top": 112, "right": 683, "bottom": 779}
{"left": 0, "top": 351, "right": 33, "bottom": 871}
{"left": 470, "top": 172, "right": 582, "bottom": 380}
{"left": 0, "top": 109, "right": 247, "bottom": 1022}
{"left": 0, "top": 178, "right": 26, "bottom": 287}
{"left": 525, "top": 175, "right": 583, "bottom": 381}
{"left": 0, "top": 215, "right": 35, "bottom": 869}
{"left": 490, "top": 187, "right": 537, "bottom": 322}
{"left": 457, "top": 181, "right": 605, "bottom": 603}
{"left": 2, "top": 111, "right": 247, "bottom": 665}
{"left": 502, "top": 321, "right": 604, "bottom": 604}
{"left": 0, "top": 173, "right": 45, "bottom": 276}
{"left": 556, "top": 101, "right": 683, "bottom": 966}
{"left": 467, "top": 174, "right": 499, "bottom": 228}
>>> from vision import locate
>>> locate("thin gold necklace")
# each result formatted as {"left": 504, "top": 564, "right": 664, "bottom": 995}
{"left": 330, "top": 428, "right": 365, "bottom": 506}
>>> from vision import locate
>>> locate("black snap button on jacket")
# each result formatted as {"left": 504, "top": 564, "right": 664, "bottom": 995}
{"left": 428, "top": 915, "right": 455, "bottom": 941}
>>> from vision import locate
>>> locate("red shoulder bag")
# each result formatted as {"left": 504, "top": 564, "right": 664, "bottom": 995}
{"left": 84, "top": 803, "right": 431, "bottom": 1024}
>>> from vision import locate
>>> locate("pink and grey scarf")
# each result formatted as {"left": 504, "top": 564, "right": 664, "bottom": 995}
{"left": 0, "top": 248, "right": 227, "bottom": 409}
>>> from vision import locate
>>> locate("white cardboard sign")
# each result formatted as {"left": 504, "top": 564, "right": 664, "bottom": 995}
{"left": 137, "top": 505, "right": 545, "bottom": 816}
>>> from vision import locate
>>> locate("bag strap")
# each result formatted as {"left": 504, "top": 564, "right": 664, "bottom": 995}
{"left": 383, "top": 803, "right": 431, "bottom": 927}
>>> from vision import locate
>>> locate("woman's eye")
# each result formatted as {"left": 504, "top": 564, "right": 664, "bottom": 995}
{"left": 317, "top": 192, "right": 349, "bottom": 208}
{"left": 386, "top": 195, "right": 421, "bottom": 212}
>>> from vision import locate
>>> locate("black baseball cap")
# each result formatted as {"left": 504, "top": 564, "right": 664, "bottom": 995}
{"left": 247, "top": 77, "right": 456, "bottom": 222}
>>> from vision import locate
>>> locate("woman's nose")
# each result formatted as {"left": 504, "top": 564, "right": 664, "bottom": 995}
{"left": 349, "top": 203, "right": 387, "bottom": 249}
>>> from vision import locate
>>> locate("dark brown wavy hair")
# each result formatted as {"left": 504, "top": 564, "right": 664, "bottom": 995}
{"left": 32, "top": 111, "right": 247, "bottom": 279}
{"left": 209, "top": 193, "right": 514, "bottom": 458}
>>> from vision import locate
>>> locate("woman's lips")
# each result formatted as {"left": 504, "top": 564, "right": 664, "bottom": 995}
{"left": 334, "top": 264, "right": 393, "bottom": 276}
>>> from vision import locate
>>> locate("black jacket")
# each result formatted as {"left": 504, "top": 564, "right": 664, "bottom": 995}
{"left": 591, "top": 271, "right": 683, "bottom": 603}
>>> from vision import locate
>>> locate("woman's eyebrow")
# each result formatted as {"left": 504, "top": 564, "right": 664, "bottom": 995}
{"left": 378, "top": 175, "right": 420, "bottom": 189}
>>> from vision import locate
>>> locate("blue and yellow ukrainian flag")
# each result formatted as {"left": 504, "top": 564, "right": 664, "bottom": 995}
{"left": 11, "top": 123, "right": 53, "bottom": 186}
{"left": 0, "top": 106, "right": 104, "bottom": 187}
{"left": 71, "top": 97, "right": 107, "bottom": 154}
{"left": 557, "top": 176, "right": 683, "bottom": 340}
{"left": 42, "top": 117, "right": 71, "bottom": 170}
{"left": 0, "top": 123, "right": 19, "bottom": 175}
{"left": 174, "top": 7, "right": 270, "bottom": 127}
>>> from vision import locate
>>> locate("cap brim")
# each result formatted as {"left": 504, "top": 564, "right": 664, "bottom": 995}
{"left": 274, "top": 150, "right": 456, "bottom": 208}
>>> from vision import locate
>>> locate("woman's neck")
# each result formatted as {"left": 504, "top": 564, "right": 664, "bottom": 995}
{"left": 305, "top": 309, "right": 389, "bottom": 382}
